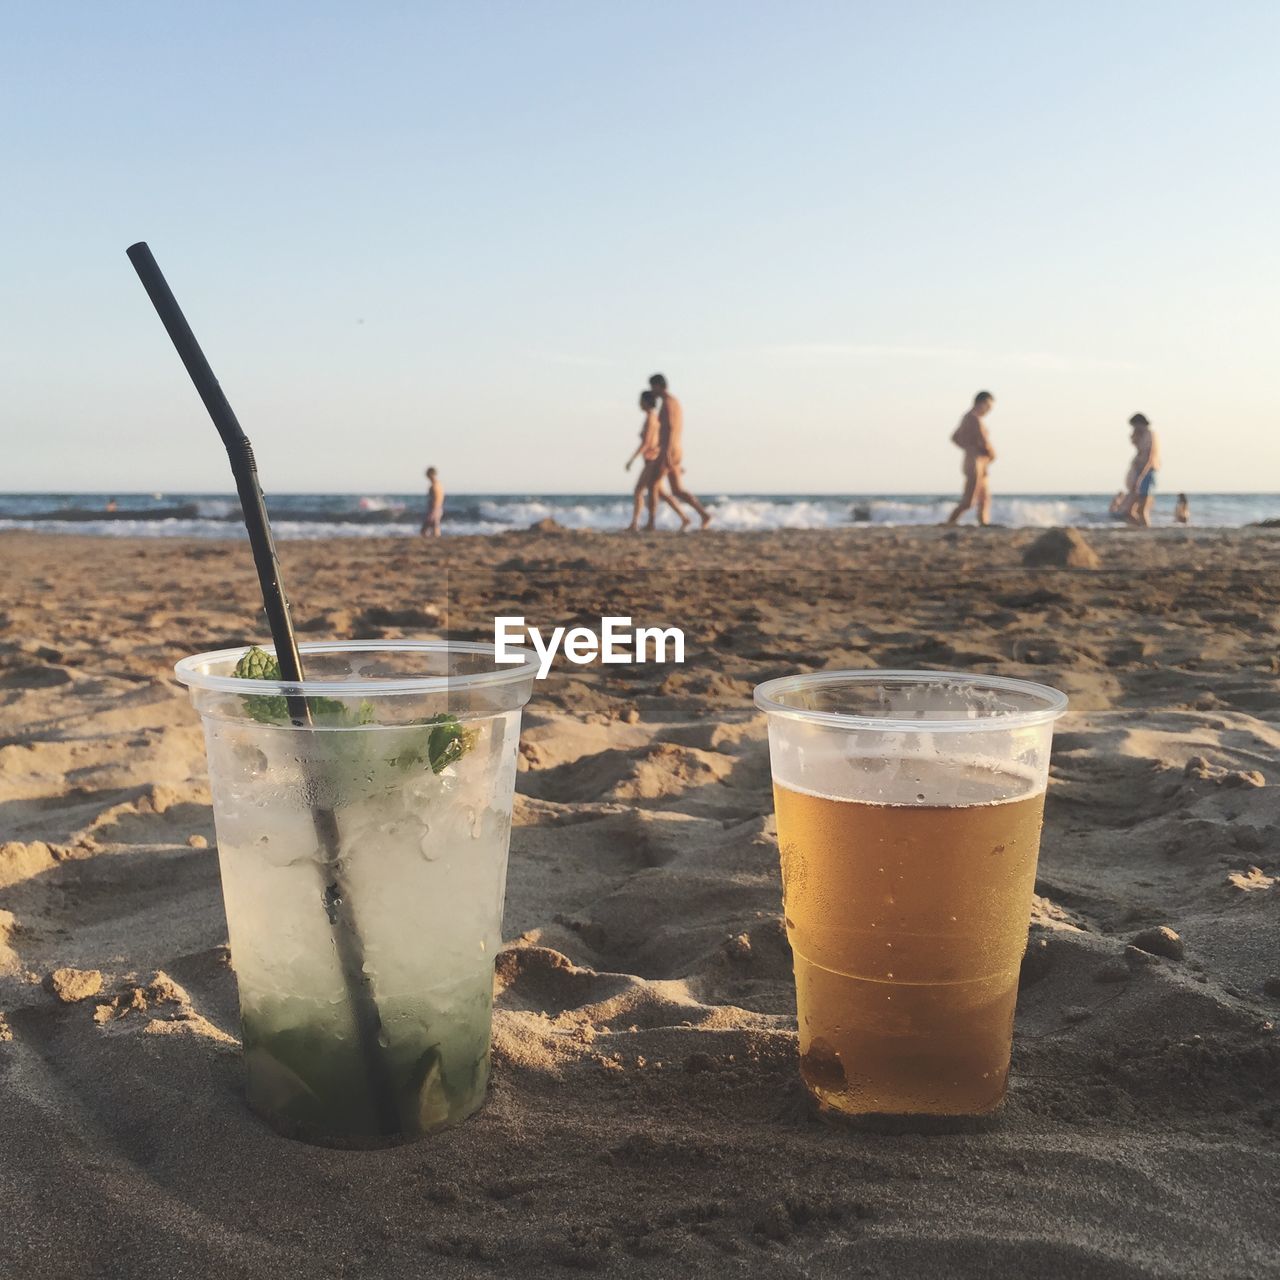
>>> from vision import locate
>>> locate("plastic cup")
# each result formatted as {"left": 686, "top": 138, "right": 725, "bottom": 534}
{"left": 176, "top": 640, "right": 537, "bottom": 1146}
{"left": 753, "top": 670, "right": 1067, "bottom": 1125}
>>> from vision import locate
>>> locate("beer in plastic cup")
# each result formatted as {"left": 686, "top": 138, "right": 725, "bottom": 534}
{"left": 753, "top": 670, "right": 1067, "bottom": 1123}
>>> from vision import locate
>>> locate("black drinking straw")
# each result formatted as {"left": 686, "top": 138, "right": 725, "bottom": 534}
{"left": 126, "top": 242, "right": 399, "bottom": 1137}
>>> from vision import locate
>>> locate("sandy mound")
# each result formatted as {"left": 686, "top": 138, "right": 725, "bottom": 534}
{"left": 1022, "top": 527, "right": 1101, "bottom": 568}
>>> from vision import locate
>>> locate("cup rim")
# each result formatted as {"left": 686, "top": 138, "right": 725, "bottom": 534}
{"left": 753, "top": 668, "right": 1068, "bottom": 733}
{"left": 175, "top": 639, "right": 538, "bottom": 698}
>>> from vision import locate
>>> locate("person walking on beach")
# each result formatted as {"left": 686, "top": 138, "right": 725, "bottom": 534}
{"left": 1175, "top": 492, "right": 1190, "bottom": 524}
{"left": 626, "top": 390, "right": 689, "bottom": 531}
{"left": 1121, "top": 414, "right": 1161, "bottom": 527}
{"left": 946, "top": 391, "right": 996, "bottom": 526}
{"left": 420, "top": 466, "right": 444, "bottom": 537}
{"left": 649, "top": 373, "right": 712, "bottom": 530}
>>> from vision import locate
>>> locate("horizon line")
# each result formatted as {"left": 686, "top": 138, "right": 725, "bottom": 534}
{"left": 1, "top": 489, "right": 1273, "bottom": 500}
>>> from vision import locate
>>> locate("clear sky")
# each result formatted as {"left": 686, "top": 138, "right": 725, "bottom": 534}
{"left": 2, "top": 2, "right": 1277, "bottom": 495}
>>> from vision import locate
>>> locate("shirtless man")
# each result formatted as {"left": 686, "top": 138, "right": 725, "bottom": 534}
{"left": 649, "top": 373, "right": 712, "bottom": 529}
{"left": 1122, "top": 414, "right": 1161, "bottom": 527}
{"left": 946, "top": 391, "right": 996, "bottom": 526}
{"left": 421, "top": 466, "right": 444, "bottom": 537}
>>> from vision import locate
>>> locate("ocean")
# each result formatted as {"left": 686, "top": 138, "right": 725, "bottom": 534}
{"left": 1, "top": 492, "right": 1276, "bottom": 539}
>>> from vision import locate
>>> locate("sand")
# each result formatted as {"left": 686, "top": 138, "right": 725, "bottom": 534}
{"left": 1, "top": 525, "right": 1277, "bottom": 1278}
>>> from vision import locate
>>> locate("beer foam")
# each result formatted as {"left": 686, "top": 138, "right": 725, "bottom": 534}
{"left": 771, "top": 750, "right": 1044, "bottom": 808}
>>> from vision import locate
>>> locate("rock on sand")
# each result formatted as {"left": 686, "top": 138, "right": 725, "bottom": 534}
{"left": 46, "top": 967, "right": 104, "bottom": 1003}
{"left": 1128, "top": 925, "right": 1185, "bottom": 961}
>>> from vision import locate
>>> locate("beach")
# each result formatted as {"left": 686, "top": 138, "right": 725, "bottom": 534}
{"left": 1, "top": 525, "right": 1277, "bottom": 1278}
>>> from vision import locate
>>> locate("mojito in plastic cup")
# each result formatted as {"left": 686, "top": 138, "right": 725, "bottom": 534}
{"left": 176, "top": 641, "right": 537, "bottom": 1146}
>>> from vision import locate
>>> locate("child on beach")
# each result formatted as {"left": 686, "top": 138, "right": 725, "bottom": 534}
{"left": 421, "top": 466, "right": 444, "bottom": 537}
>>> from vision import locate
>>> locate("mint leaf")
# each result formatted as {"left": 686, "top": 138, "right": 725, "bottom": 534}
{"left": 384, "top": 715, "right": 474, "bottom": 774}
{"left": 308, "top": 696, "right": 353, "bottom": 724}
{"left": 234, "top": 646, "right": 291, "bottom": 723}
{"left": 427, "top": 715, "right": 473, "bottom": 774}
{"left": 232, "top": 647, "right": 350, "bottom": 726}
{"left": 234, "top": 645, "right": 281, "bottom": 681}
{"left": 231, "top": 647, "right": 475, "bottom": 775}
